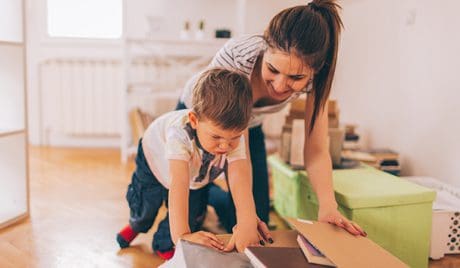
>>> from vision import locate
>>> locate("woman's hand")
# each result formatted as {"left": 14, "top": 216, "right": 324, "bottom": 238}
{"left": 255, "top": 217, "right": 274, "bottom": 244}
{"left": 181, "top": 231, "right": 225, "bottom": 251}
{"left": 223, "top": 224, "right": 259, "bottom": 252}
{"left": 318, "top": 206, "right": 367, "bottom": 237}
{"left": 224, "top": 217, "right": 274, "bottom": 252}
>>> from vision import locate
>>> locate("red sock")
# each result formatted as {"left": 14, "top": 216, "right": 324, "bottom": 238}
{"left": 155, "top": 248, "right": 175, "bottom": 260}
{"left": 118, "top": 224, "right": 138, "bottom": 243}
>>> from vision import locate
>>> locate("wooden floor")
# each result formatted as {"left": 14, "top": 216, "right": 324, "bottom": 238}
{"left": 0, "top": 146, "right": 458, "bottom": 268}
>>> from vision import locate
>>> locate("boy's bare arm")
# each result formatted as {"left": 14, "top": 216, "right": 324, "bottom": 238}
{"left": 168, "top": 159, "right": 192, "bottom": 244}
{"left": 168, "top": 159, "right": 225, "bottom": 250}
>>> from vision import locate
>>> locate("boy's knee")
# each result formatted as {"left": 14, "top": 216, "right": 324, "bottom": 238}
{"left": 130, "top": 220, "right": 154, "bottom": 233}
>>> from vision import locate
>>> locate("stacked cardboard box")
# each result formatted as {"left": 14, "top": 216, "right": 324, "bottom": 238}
{"left": 328, "top": 100, "right": 339, "bottom": 128}
{"left": 280, "top": 99, "right": 342, "bottom": 169}
{"left": 279, "top": 99, "right": 305, "bottom": 165}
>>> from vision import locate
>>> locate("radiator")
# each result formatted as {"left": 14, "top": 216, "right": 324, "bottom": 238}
{"left": 40, "top": 59, "right": 122, "bottom": 137}
{"left": 38, "top": 56, "right": 209, "bottom": 148}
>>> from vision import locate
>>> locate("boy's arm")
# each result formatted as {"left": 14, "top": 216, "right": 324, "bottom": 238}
{"left": 233, "top": 129, "right": 257, "bottom": 223}
{"left": 168, "top": 159, "right": 192, "bottom": 244}
{"left": 168, "top": 159, "right": 225, "bottom": 249}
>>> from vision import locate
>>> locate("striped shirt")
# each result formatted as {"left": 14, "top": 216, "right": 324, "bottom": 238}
{"left": 179, "top": 35, "right": 303, "bottom": 128}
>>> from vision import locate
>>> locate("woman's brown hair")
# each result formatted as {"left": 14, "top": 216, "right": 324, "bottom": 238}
{"left": 264, "top": 0, "right": 343, "bottom": 133}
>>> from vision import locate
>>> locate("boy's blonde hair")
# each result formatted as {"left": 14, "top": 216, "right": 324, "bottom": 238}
{"left": 192, "top": 68, "right": 252, "bottom": 131}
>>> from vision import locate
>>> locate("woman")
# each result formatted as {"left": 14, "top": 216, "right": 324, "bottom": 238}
{"left": 177, "top": 0, "right": 365, "bottom": 237}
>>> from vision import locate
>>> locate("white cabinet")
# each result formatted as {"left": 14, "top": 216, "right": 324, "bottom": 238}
{"left": 0, "top": 0, "right": 29, "bottom": 229}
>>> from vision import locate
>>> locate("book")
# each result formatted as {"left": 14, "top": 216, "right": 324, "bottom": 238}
{"left": 160, "top": 239, "right": 251, "bottom": 268}
{"left": 297, "top": 234, "right": 336, "bottom": 267}
{"left": 244, "top": 246, "right": 324, "bottom": 268}
{"left": 287, "top": 219, "right": 409, "bottom": 268}
{"left": 365, "top": 148, "right": 399, "bottom": 161}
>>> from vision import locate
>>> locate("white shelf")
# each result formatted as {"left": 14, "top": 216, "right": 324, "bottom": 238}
{"left": 0, "top": 129, "right": 25, "bottom": 138}
{"left": 0, "top": 133, "right": 28, "bottom": 227}
{"left": 125, "top": 38, "right": 226, "bottom": 58}
{"left": 0, "top": 45, "right": 25, "bottom": 131}
{"left": 0, "top": 40, "right": 23, "bottom": 46}
{"left": 0, "top": 208, "right": 27, "bottom": 229}
{"left": 0, "top": 0, "right": 23, "bottom": 43}
{"left": 0, "top": 0, "right": 28, "bottom": 230}
{"left": 127, "top": 37, "right": 227, "bottom": 45}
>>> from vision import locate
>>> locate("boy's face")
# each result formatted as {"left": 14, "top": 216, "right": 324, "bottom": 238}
{"left": 189, "top": 112, "right": 245, "bottom": 155}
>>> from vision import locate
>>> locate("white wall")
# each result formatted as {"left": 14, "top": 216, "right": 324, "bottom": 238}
{"left": 335, "top": 0, "right": 460, "bottom": 187}
{"left": 25, "top": 0, "right": 123, "bottom": 147}
{"left": 26, "top": 0, "right": 307, "bottom": 146}
{"left": 243, "top": 0, "right": 306, "bottom": 35}
{"left": 126, "top": 0, "right": 237, "bottom": 39}
{"left": 27, "top": 0, "right": 460, "bottom": 187}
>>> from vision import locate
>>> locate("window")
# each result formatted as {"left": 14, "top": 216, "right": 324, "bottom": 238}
{"left": 47, "top": 0, "right": 122, "bottom": 39}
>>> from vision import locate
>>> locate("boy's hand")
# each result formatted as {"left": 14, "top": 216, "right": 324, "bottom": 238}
{"left": 181, "top": 231, "right": 225, "bottom": 251}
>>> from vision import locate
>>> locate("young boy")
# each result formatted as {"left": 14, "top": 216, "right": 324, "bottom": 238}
{"left": 117, "top": 68, "right": 262, "bottom": 260}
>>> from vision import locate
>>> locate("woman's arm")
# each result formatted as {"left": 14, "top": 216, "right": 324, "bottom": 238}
{"left": 303, "top": 98, "right": 336, "bottom": 210}
{"left": 226, "top": 158, "right": 260, "bottom": 252}
{"left": 223, "top": 129, "right": 273, "bottom": 252}
{"left": 303, "top": 97, "right": 365, "bottom": 236}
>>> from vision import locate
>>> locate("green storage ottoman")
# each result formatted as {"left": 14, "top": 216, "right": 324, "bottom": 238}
{"left": 268, "top": 156, "right": 436, "bottom": 268}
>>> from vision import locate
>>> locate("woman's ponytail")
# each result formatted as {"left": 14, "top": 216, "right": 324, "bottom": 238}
{"left": 264, "top": 0, "right": 343, "bottom": 133}
{"left": 307, "top": 0, "right": 343, "bottom": 133}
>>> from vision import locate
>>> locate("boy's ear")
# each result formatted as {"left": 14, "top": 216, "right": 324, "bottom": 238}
{"left": 188, "top": 111, "right": 199, "bottom": 129}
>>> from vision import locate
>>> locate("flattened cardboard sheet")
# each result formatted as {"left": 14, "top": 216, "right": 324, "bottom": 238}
{"left": 287, "top": 218, "right": 408, "bottom": 268}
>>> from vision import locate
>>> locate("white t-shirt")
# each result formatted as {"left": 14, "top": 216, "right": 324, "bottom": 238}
{"left": 180, "top": 35, "right": 304, "bottom": 128}
{"left": 142, "top": 109, "right": 247, "bottom": 189}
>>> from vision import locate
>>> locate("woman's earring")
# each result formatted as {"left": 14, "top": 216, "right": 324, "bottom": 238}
{"left": 303, "top": 79, "right": 313, "bottom": 94}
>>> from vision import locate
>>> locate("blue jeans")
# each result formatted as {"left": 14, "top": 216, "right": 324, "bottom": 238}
{"left": 126, "top": 139, "right": 209, "bottom": 251}
{"left": 175, "top": 101, "right": 270, "bottom": 232}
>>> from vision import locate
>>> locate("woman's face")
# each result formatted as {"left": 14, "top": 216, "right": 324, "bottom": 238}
{"left": 261, "top": 48, "right": 314, "bottom": 101}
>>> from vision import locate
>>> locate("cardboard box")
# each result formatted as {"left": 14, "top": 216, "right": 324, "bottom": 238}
{"left": 286, "top": 120, "right": 345, "bottom": 169}
{"left": 290, "top": 98, "right": 306, "bottom": 114}
{"left": 287, "top": 219, "right": 409, "bottom": 268}
{"left": 328, "top": 99, "right": 338, "bottom": 116}
{"left": 268, "top": 156, "right": 436, "bottom": 268}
